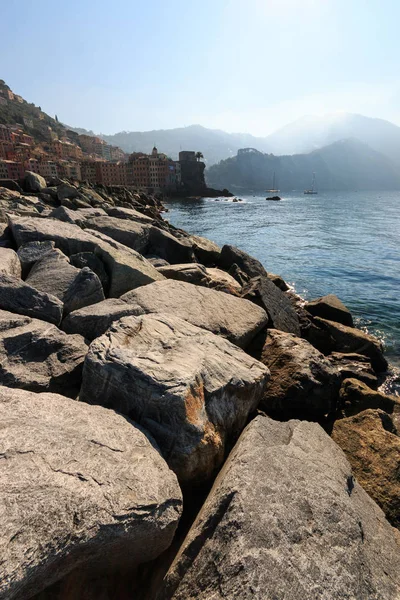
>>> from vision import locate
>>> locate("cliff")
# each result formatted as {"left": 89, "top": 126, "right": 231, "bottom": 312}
{"left": 0, "top": 176, "right": 399, "bottom": 599}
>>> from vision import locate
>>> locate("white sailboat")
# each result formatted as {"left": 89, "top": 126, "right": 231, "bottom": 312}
{"left": 266, "top": 171, "right": 279, "bottom": 193}
{"left": 304, "top": 172, "right": 318, "bottom": 195}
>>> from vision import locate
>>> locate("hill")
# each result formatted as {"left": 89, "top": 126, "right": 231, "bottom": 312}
{"left": 99, "top": 125, "right": 262, "bottom": 165}
{"left": 206, "top": 139, "right": 400, "bottom": 192}
{"left": 262, "top": 113, "right": 400, "bottom": 165}
{"left": 0, "top": 80, "right": 69, "bottom": 142}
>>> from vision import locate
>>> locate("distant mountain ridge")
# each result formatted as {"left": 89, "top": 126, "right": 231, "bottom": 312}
{"left": 206, "top": 139, "right": 400, "bottom": 192}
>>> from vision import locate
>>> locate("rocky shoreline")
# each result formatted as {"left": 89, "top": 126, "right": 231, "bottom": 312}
{"left": 0, "top": 172, "right": 399, "bottom": 599}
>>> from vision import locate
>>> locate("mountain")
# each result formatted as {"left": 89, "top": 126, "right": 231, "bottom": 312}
{"left": 99, "top": 125, "right": 263, "bottom": 165}
{"left": 206, "top": 139, "right": 400, "bottom": 192}
{"left": 262, "top": 113, "right": 400, "bottom": 165}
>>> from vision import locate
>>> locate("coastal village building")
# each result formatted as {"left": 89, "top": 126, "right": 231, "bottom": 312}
{"left": 0, "top": 97, "right": 196, "bottom": 193}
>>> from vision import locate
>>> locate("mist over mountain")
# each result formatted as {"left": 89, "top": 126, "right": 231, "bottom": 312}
{"left": 75, "top": 113, "right": 400, "bottom": 168}
{"left": 97, "top": 125, "right": 260, "bottom": 165}
{"left": 263, "top": 113, "right": 400, "bottom": 164}
{"left": 206, "top": 139, "right": 400, "bottom": 192}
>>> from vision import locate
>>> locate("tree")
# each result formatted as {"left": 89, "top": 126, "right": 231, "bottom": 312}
{"left": 195, "top": 151, "right": 204, "bottom": 162}
{"left": 55, "top": 114, "right": 59, "bottom": 122}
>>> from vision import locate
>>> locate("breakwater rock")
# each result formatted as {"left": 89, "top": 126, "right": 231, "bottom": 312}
{"left": 0, "top": 178, "right": 398, "bottom": 599}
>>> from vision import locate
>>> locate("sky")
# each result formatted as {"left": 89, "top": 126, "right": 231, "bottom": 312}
{"left": 2, "top": 0, "right": 400, "bottom": 136}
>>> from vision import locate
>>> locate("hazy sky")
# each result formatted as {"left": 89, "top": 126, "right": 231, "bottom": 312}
{"left": 2, "top": 0, "right": 400, "bottom": 136}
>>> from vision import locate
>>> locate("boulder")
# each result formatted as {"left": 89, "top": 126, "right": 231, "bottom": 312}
{"left": 0, "top": 274, "right": 63, "bottom": 326}
{"left": 121, "top": 280, "right": 268, "bottom": 349}
{"left": 242, "top": 276, "right": 301, "bottom": 336}
{"left": 8, "top": 215, "right": 97, "bottom": 256}
{"left": 313, "top": 317, "right": 387, "bottom": 372}
{"left": 218, "top": 244, "right": 268, "bottom": 278}
{"left": 189, "top": 235, "right": 221, "bottom": 265}
{"left": 26, "top": 249, "right": 104, "bottom": 316}
{"left": 48, "top": 206, "right": 106, "bottom": 226}
{"left": 69, "top": 252, "right": 109, "bottom": 292}
{"left": 159, "top": 415, "right": 400, "bottom": 600}
{"left": 0, "top": 222, "right": 13, "bottom": 248}
{"left": 332, "top": 409, "right": 400, "bottom": 528}
{"left": 86, "top": 230, "right": 165, "bottom": 297}
{"left": 57, "top": 183, "right": 80, "bottom": 202}
{"left": 157, "top": 263, "right": 209, "bottom": 286}
{"left": 147, "top": 256, "right": 170, "bottom": 268}
{"left": 205, "top": 267, "right": 242, "bottom": 294}
{"left": 258, "top": 329, "right": 341, "bottom": 419}
{"left": 0, "top": 309, "right": 87, "bottom": 396}
{"left": 306, "top": 294, "right": 354, "bottom": 327}
{"left": 328, "top": 352, "right": 378, "bottom": 388}
{"left": 84, "top": 215, "right": 150, "bottom": 254}
{"left": 267, "top": 272, "right": 289, "bottom": 291}
{"left": 338, "top": 378, "right": 398, "bottom": 417}
{"left": 17, "top": 240, "right": 55, "bottom": 277}
{"left": 0, "top": 247, "right": 21, "bottom": 278}
{"left": 0, "top": 386, "right": 182, "bottom": 600}
{"left": 105, "top": 205, "right": 153, "bottom": 224}
{"left": 24, "top": 171, "right": 47, "bottom": 192}
{"left": 62, "top": 299, "right": 144, "bottom": 341}
{"left": 148, "top": 226, "right": 195, "bottom": 264}
{"left": 80, "top": 314, "right": 269, "bottom": 483}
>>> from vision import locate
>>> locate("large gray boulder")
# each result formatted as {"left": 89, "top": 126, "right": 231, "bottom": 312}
{"left": 306, "top": 294, "right": 354, "bottom": 327}
{"left": 105, "top": 205, "right": 154, "bottom": 224}
{"left": 84, "top": 215, "right": 150, "bottom": 254}
{"left": 24, "top": 171, "right": 47, "bottom": 192}
{"left": 26, "top": 248, "right": 104, "bottom": 315}
{"left": 121, "top": 280, "right": 268, "bottom": 349}
{"left": 314, "top": 317, "right": 388, "bottom": 372}
{"left": 62, "top": 299, "right": 144, "bottom": 341}
{"left": 148, "top": 226, "right": 195, "bottom": 264}
{"left": 86, "top": 229, "right": 165, "bottom": 297}
{"left": 157, "top": 263, "right": 241, "bottom": 295}
{"left": 0, "top": 247, "right": 21, "bottom": 278}
{"left": 218, "top": 243, "right": 268, "bottom": 278}
{"left": 69, "top": 251, "right": 110, "bottom": 292}
{"left": 80, "top": 314, "right": 269, "bottom": 483}
{"left": 242, "top": 276, "right": 301, "bottom": 336}
{"left": 8, "top": 215, "right": 97, "bottom": 256}
{"left": 0, "top": 386, "right": 182, "bottom": 600}
{"left": 7, "top": 216, "right": 164, "bottom": 297}
{"left": 0, "top": 309, "right": 87, "bottom": 397}
{"left": 189, "top": 234, "right": 221, "bottom": 265}
{"left": 0, "top": 274, "right": 63, "bottom": 325}
{"left": 159, "top": 415, "right": 400, "bottom": 600}
{"left": 17, "top": 240, "right": 55, "bottom": 277}
{"left": 258, "top": 329, "right": 341, "bottom": 419}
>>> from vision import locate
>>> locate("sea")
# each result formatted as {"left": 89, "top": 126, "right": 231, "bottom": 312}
{"left": 165, "top": 190, "right": 400, "bottom": 394}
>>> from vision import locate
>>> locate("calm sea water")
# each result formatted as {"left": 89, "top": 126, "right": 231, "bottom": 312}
{"left": 165, "top": 191, "right": 400, "bottom": 391}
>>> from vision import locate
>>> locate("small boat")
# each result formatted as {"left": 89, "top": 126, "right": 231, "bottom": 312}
{"left": 266, "top": 195, "right": 281, "bottom": 201}
{"left": 304, "top": 172, "right": 318, "bottom": 195}
{"left": 266, "top": 171, "right": 279, "bottom": 193}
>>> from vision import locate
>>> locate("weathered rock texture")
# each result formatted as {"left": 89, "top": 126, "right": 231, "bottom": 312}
{"left": 242, "top": 276, "right": 300, "bottom": 336}
{"left": 157, "top": 263, "right": 241, "bottom": 294}
{"left": 121, "top": 280, "right": 268, "bottom": 349}
{"left": 62, "top": 299, "right": 144, "bottom": 341}
{"left": 328, "top": 352, "right": 378, "bottom": 388}
{"left": 332, "top": 409, "right": 400, "bottom": 528}
{"left": 0, "top": 386, "right": 182, "bottom": 600}
{"left": 0, "top": 309, "right": 87, "bottom": 397}
{"left": 0, "top": 248, "right": 21, "bottom": 278}
{"left": 0, "top": 274, "right": 63, "bottom": 325}
{"left": 80, "top": 314, "right": 269, "bottom": 483}
{"left": 159, "top": 415, "right": 400, "bottom": 600}
{"left": 17, "top": 240, "right": 55, "bottom": 277}
{"left": 84, "top": 215, "right": 150, "bottom": 254}
{"left": 259, "top": 329, "right": 341, "bottom": 419}
{"left": 306, "top": 294, "right": 354, "bottom": 327}
{"left": 314, "top": 317, "right": 388, "bottom": 372}
{"left": 339, "top": 377, "right": 398, "bottom": 417}
{"left": 26, "top": 248, "right": 105, "bottom": 315}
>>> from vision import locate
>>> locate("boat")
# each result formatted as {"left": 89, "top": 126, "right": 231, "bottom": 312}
{"left": 266, "top": 171, "right": 279, "bottom": 193}
{"left": 266, "top": 195, "right": 281, "bottom": 201}
{"left": 304, "top": 172, "right": 318, "bottom": 195}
